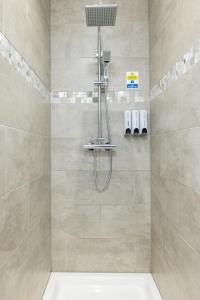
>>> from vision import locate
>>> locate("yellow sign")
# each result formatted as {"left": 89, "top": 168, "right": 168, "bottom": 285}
{"left": 126, "top": 71, "right": 139, "bottom": 89}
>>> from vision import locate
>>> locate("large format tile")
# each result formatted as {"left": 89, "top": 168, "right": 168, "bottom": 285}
{"left": 51, "top": 23, "right": 97, "bottom": 60}
{"left": 29, "top": 175, "right": 51, "bottom": 246}
{"left": 150, "top": 0, "right": 200, "bottom": 299}
{"left": 0, "top": 56, "right": 50, "bottom": 135}
{"left": 52, "top": 135, "right": 150, "bottom": 172}
{"left": 6, "top": 127, "right": 49, "bottom": 191}
{"left": 0, "top": 126, "right": 5, "bottom": 196}
{"left": 112, "top": 135, "right": 150, "bottom": 171}
{"left": 151, "top": 127, "right": 200, "bottom": 189}
{"left": 51, "top": 57, "right": 96, "bottom": 91}
{"left": 52, "top": 232, "right": 136, "bottom": 272}
{"left": 51, "top": 102, "right": 97, "bottom": 139}
{"left": 104, "top": 0, "right": 148, "bottom": 24}
{"left": 52, "top": 204, "right": 101, "bottom": 239}
{"left": 101, "top": 204, "right": 150, "bottom": 239}
{"left": 51, "top": 0, "right": 150, "bottom": 273}
{"left": 51, "top": 137, "right": 94, "bottom": 171}
{"left": 51, "top": 0, "right": 97, "bottom": 26}
{"left": 109, "top": 57, "right": 149, "bottom": 91}
{"left": 152, "top": 219, "right": 200, "bottom": 300}
{"left": 52, "top": 170, "right": 134, "bottom": 205}
{"left": 0, "top": 0, "right": 2, "bottom": 30}
{"left": 51, "top": 0, "right": 148, "bottom": 27}
{"left": 0, "top": 185, "right": 29, "bottom": 266}
{"left": 0, "top": 175, "right": 51, "bottom": 276}
{"left": 3, "top": 0, "right": 50, "bottom": 85}
{"left": 0, "top": 233, "right": 50, "bottom": 300}
{"left": 151, "top": 63, "right": 200, "bottom": 135}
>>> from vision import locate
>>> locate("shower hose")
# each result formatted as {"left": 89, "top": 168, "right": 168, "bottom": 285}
{"left": 93, "top": 86, "right": 113, "bottom": 192}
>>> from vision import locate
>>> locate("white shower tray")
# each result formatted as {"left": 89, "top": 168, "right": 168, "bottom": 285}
{"left": 42, "top": 273, "right": 163, "bottom": 300}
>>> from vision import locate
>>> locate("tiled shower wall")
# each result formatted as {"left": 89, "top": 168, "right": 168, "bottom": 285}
{"left": 0, "top": 1, "right": 51, "bottom": 299}
{"left": 51, "top": 0, "right": 150, "bottom": 272}
{"left": 149, "top": 1, "right": 200, "bottom": 299}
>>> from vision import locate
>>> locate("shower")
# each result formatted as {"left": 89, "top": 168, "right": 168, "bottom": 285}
{"left": 84, "top": 3, "right": 118, "bottom": 192}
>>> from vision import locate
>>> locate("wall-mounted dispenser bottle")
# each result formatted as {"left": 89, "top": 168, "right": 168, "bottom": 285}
{"left": 124, "top": 111, "right": 132, "bottom": 136}
{"left": 139, "top": 110, "right": 148, "bottom": 135}
{"left": 131, "top": 110, "right": 140, "bottom": 135}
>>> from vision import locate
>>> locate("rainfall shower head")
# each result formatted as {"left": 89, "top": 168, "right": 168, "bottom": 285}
{"left": 85, "top": 4, "right": 118, "bottom": 27}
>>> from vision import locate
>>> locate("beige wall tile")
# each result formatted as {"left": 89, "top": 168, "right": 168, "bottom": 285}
{"left": 0, "top": 56, "right": 50, "bottom": 135}
{"left": 51, "top": 103, "right": 97, "bottom": 139}
{"left": 0, "top": 126, "right": 5, "bottom": 196}
{"left": 151, "top": 64, "right": 200, "bottom": 135}
{"left": 101, "top": 204, "right": 150, "bottom": 239}
{"left": 6, "top": 127, "right": 49, "bottom": 191}
{"left": 108, "top": 57, "right": 149, "bottom": 91}
{"left": 151, "top": 128, "right": 200, "bottom": 189}
{"left": 52, "top": 204, "right": 101, "bottom": 239}
{"left": 51, "top": 0, "right": 150, "bottom": 272}
{"left": 3, "top": 0, "right": 50, "bottom": 86}
{"left": 0, "top": 176, "right": 51, "bottom": 300}
{"left": 52, "top": 232, "right": 137, "bottom": 272}
{"left": 0, "top": 0, "right": 51, "bottom": 299}
{"left": 0, "top": 0, "right": 2, "bottom": 31}
{"left": 52, "top": 170, "right": 134, "bottom": 205}
{"left": 51, "top": 137, "right": 94, "bottom": 171}
{"left": 0, "top": 186, "right": 29, "bottom": 266}
{"left": 135, "top": 236, "right": 151, "bottom": 272}
{"left": 105, "top": 0, "right": 148, "bottom": 24}
{"left": 152, "top": 173, "right": 200, "bottom": 256}
{"left": 150, "top": 0, "right": 200, "bottom": 298}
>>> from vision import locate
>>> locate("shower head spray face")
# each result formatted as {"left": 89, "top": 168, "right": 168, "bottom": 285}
{"left": 85, "top": 4, "right": 118, "bottom": 27}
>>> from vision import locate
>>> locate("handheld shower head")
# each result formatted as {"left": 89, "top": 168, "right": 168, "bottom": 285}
{"left": 85, "top": 4, "right": 118, "bottom": 27}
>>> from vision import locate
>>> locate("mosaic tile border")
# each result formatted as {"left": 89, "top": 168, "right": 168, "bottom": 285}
{"left": 0, "top": 31, "right": 50, "bottom": 99}
{"left": 51, "top": 90, "right": 148, "bottom": 104}
{"left": 150, "top": 39, "right": 200, "bottom": 100}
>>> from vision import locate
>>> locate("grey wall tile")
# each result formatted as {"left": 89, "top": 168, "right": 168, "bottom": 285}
{"left": 101, "top": 204, "right": 150, "bottom": 239}
{"left": 6, "top": 127, "right": 49, "bottom": 191}
{"left": 0, "top": 126, "right": 5, "bottom": 196}
{"left": 0, "top": 1, "right": 51, "bottom": 298}
{"left": 0, "top": 176, "right": 51, "bottom": 300}
{"left": 0, "top": 56, "right": 50, "bottom": 136}
{"left": 151, "top": 128, "right": 200, "bottom": 189}
{"left": 52, "top": 233, "right": 137, "bottom": 272}
{"left": 0, "top": 0, "right": 2, "bottom": 31}
{"left": 51, "top": 0, "right": 150, "bottom": 272}
{"left": 53, "top": 204, "right": 101, "bottom": 239}
{"left": 52, "top": 170, "right": 134, "bottom": 205}
{"left": 3, "top": 0, "right": 50, "bottom": 86}
{"left": 150, "top": 0, "right": 200, "bottom": 298}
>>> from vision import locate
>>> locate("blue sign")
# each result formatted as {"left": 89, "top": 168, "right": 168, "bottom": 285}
{"left": 127, "top": 84, "right": 138, "bottom": 89}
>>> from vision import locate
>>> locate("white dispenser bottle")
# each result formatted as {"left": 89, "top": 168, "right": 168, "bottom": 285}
{"left": 124, "top": 111, "right": 132, "bottom": 136}
{"left": 139, "top": 110, "right": 148, "bottom": 135}
{"left": 131, "top": 110, "right": 140, "bottom": 135}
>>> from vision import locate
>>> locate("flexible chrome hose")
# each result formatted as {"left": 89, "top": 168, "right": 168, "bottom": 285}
{"left": 93, "top": 86, "right": 113, "bottom": 192}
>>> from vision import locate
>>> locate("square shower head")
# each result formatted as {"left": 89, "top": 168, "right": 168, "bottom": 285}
{"left": 85, "top": 4, "right": 118, "bottom": 27}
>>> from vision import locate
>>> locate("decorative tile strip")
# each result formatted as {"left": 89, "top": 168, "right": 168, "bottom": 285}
{"left": 51, "top": 90, "right": 148, "bottom": 104}
{"left": 0, "top": 31, "right": 50, "bottom": 99}
{"left": 150, "top": 39, "right": 200, "bottom": 100}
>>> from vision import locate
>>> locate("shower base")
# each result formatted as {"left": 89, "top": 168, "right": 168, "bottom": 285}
{"left": 42, "top": 273, "right": 163, "bottom": 300}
